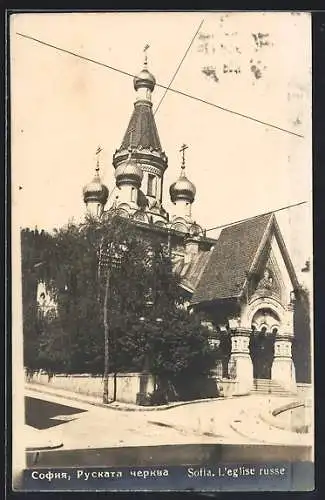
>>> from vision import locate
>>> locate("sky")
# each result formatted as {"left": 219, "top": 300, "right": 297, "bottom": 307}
{"left": 10, "top": 11, "right": 312, "bottom": 284}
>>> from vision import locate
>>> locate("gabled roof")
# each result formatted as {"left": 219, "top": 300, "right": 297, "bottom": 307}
{"left": 120, "top": 102, "right": 162, "bottom": 151}
{"left": 178, "top": 251, "right": 213, "bottom": 293}
{"left": 191, "top": 213, "right": 299, "bottom": 304}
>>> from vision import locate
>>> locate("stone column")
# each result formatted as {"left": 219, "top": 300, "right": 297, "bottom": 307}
{"left": 271, "top": 305, "right": 296, "bottom": 391}
{"left": 271, "top": 333, "right": 296, "bottom": 391}
{"left": 229, "top": 328, "right": 253, "bottom": 394}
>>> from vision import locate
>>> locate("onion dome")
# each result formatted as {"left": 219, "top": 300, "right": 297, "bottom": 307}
{"left": 188, "top": 222, "right": 203, "bottom": 237}
{"left": 133, "top": 51, "right": 156, "bottom": 92}
{"left": 115, "top": 149, "right": 143, "bottom": 188}
{"left": 133, "top": 68, "right": 156, "bottom": 92}
{"left": 170, "top": 146, "right": 196, "bottom": 203}
{"left": 83, "top": 163, "right": 108, "bottom": 205}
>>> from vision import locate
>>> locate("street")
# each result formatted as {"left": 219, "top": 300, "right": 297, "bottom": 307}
{"left": 25, "top": 396, "right": 87, "bottom": 430}
{"left": 24, "top": 389, "right": 312, "bottom": 467}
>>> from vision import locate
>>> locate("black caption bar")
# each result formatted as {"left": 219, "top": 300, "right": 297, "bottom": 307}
{"left": 16, "top": 462, "right": 314, "bottom": 492}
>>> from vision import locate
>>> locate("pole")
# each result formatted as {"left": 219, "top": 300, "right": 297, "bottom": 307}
{"left": 103, "top": 267, "right": 110, "bottom": 404}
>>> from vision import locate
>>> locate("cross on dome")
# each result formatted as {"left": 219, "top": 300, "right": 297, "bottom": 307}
{"left": 169, "top": 143, "right": 196, "bottom": 204}
{"left": 83, "top": 145, "right": 109, "bottom": 207}
{"left": 143, "top": 43, "right": 150, "bottom": 67}
{"left": 180, "top": 143, "right": 188, "bottom": 171}
{"left": 95, "top": 145, "right": 103, "bottom": 174}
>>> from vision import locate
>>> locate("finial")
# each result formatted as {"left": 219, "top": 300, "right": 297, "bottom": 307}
{"left": 95, "top": 145, "right": 102, "bottom": 175}
{"left": 143, "top": 43, "right": 150, "bottom": 67}
{"left": 179, "top": 143, "right": 188, "bottom": 170}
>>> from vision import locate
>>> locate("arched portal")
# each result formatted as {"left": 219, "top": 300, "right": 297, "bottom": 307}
{"left": 249, "top": 308, "right": 280, "bottom": 379}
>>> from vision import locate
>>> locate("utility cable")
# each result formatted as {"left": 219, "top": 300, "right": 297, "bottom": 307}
{"left": 16, "top": 31, "right": 304, "bottom": 138}
{"left": 205, "top": 200, "right": 309, "bottom": 233}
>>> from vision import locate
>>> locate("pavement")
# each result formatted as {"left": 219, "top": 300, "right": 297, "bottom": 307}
{"left": 25, "top": 381, "right": 220, "bottom": 411}
{"left": 25, "top": 385, "right": 313, "bottom": 453}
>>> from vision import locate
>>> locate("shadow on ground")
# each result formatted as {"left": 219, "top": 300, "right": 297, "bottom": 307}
{"left": 25, "top": 396, "right": 87, "bottom": 430}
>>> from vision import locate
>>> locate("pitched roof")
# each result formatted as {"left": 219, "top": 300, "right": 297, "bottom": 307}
{"left": 191, "top": 213, "right": 274, "bottom": 303}
{"left": 120, "top": 102, "right": 162, "bottom": 151}
{"left": 178, "top": 251, "right": 213, "bottom": 292}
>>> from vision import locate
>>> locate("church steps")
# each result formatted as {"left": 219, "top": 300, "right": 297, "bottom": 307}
{"left": 250, "top": 379, "right": 296, "bottom": 397}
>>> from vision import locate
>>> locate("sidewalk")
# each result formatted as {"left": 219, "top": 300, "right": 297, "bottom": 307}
{"left": 25, "top": 384, "right": 311, "bottom": 449}
{"left": 25, "top": 425, "right": 63, "bottom": 451}
{"left": 25, "top": 381, "right": 222, "bottom": 412}
{"left": 229, "top": 406, "right": 312, "bottom": 447}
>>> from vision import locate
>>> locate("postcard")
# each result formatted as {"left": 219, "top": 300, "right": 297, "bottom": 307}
{"left": 10, "top": 10, "right": 313, "bottom": 492}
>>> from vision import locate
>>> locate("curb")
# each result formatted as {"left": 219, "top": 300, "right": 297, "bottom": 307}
{"left": 26, "top": 442, "right": 64, "bottom": 452}
{"left": 259, "top": 400, "right": 312, "bottom": 435}
{"left": 25, "top": 384, "right": 225, "bottom": 412}
{"left": 229, "top": 413, "right": 311, "bottom": 446}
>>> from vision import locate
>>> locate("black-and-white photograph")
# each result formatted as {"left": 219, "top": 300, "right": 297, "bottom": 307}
{"left": 10, "top": 11, "right": 313, "bottom": 491}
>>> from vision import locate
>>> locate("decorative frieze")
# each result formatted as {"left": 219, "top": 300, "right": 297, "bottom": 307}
{"left": 274, "top": 339, "right": 292, "bottom": 358}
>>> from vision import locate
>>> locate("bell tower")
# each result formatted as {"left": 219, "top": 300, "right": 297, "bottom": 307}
{"left": 112, "top": 46, "right": 169, "bottom": 223}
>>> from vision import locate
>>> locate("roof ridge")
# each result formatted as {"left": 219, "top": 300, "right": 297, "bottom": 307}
{"left": 220, "top": 212, "right": 273, "bottom": 234}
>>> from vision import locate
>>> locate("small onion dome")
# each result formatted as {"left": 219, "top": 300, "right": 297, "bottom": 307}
{"left": 170, "top": 170, "right": 196, "bottom": 204}
{"left": 83, "top": 171, "right": 108, "bottom": 205}
{"left": 133, "top": 67, "right": 156, "bottom": 92}
{"left": 188, "top": 222, "right": 203, "bottom": 237}
{"left": 115, "top": 157, "right": 143, "bottom": 188}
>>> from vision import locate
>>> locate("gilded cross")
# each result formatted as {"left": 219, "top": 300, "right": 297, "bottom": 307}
{"left": 180, "top": 143, "right": 188, "bottom": 168}
{"left": 95, "top": 145, "right": 102, "bottom": 172}
{"left": 143, "top": 43, "right": 150, "bottom": 66}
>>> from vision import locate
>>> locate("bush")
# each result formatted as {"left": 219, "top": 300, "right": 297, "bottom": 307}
{"left": 148, "top": 388, "right": 169, "bottom": 406}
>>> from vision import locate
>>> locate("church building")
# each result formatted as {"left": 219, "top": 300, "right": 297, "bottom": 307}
{"left": 81, "top": 56, "right": 310, "bottom": 397}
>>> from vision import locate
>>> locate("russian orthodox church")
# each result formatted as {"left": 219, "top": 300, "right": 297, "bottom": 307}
{"left": 80, "top": 56, "right": 311, "bottom": 396}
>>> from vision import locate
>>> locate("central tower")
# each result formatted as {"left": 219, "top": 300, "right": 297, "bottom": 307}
{"left": 112, "top": 48, "right": 169, "bottom": 223}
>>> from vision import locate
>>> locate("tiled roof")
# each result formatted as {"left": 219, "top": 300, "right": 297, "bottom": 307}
{"left": 180, "top": 251, "right": 212, "bottom": 292}
{"left": 120, "top": 103, "right": 162, "bottom": 151}
{"left": 191, "top": 213, "right": 273, "bottom": 303}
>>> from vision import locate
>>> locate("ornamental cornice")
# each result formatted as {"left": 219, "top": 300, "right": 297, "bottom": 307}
{"left": 113, "top": 149, "right": 168, "bottom": 171}
{"left": 141, "top": 165, "right": 162, "bottom": 176}
{"left": 230, "top": 327, "right": 252, "bottom": 337}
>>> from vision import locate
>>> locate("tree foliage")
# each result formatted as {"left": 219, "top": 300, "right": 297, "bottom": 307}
{"left": 21, "top": 215, "right": 216, "bottom": 399}
{"left": 293, "top": 285, "right": 312, "bottom": 383}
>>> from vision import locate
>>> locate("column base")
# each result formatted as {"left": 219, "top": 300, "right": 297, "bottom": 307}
{"left": 229, "top": 353, "right": 253, "bottom": 395}
{"left": 271, "top": 357, "right": 296, "bottom": 391}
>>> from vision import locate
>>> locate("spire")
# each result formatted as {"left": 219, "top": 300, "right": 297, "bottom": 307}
{"left": 112, "top": 55, "right": 168, "bottom": 223}
{"left": 116, "top": 53, "right": 164, "bottom": 154}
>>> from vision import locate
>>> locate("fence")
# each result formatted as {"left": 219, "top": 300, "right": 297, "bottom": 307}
{"left": 26, "top": 371, "right": 155, "bottom": 404}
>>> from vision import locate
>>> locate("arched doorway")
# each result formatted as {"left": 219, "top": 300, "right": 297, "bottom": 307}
{"left": 249, "top": 308, "right": 280, "bottom": 379}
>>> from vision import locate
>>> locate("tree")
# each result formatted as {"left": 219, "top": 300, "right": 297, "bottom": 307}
{"left": 21, "top": 214, "right": 218, "bottom": 403}
{"left": 293, "top": 285, "right": 312, "bottom": 383}
{"left": 21, "top": 227, "right": 55, "bottom": 371}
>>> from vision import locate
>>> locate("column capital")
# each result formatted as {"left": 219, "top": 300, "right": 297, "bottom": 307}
{"left": 275, "top": 331, "right": 294, "bottom": 341}
{"left": 230, "top": 327, "right": 251, "bottom": 337}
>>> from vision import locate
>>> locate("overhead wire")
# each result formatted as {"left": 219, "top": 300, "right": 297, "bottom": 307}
{"left": 99, "top": 18, "right": 205, "bottom": 205}
{"left": 16, "top": 31, "right": 304, "bottom": 138}
{"left": 205, "top": 200, "right": 309, "bottom": 233}
{"left": 16, "top": 29, "right": 308, "bottom": 234}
